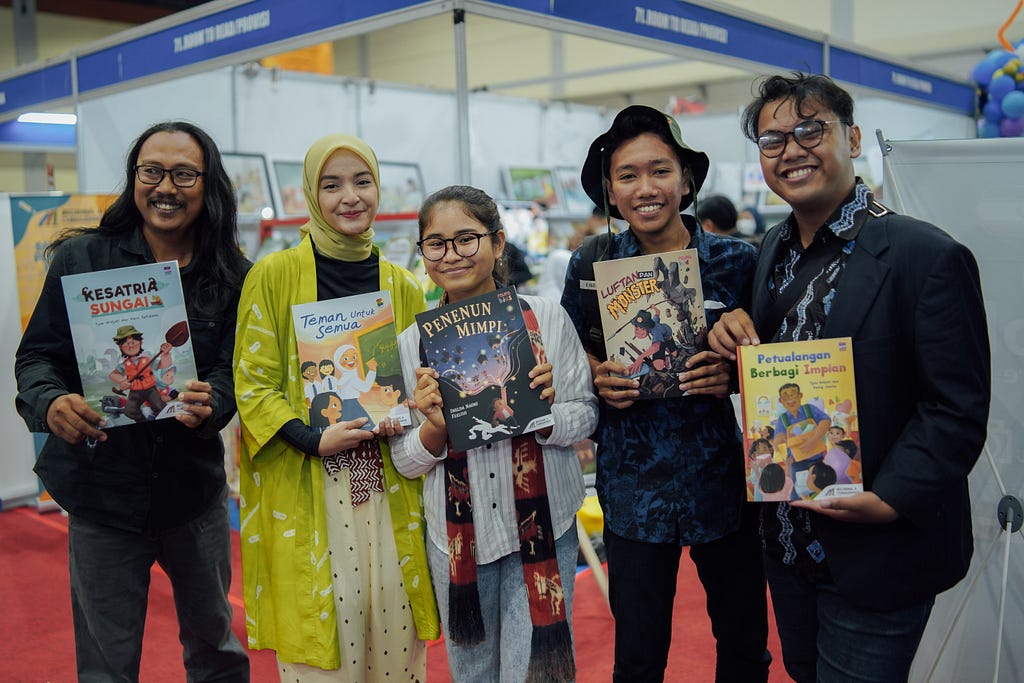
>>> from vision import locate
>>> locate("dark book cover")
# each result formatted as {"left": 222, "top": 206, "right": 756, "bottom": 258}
{"left": 415, "top": 287, "right": 553, "bottom": 452}
{"left": 592, "top": 248, "right": 706, "bottom": 399}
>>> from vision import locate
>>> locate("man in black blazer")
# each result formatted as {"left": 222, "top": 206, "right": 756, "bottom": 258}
{"left": 709, "top": 73, "right": 990, "bottom": 683}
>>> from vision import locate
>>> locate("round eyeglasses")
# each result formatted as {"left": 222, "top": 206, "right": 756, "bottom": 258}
{"left": 134, "top": 164, "right": 205, "bottom": 188}
{"left": 417, "top": 232, "right": 494, "bottom": 262}
{"left": 756, "top": 120, "right": 845, "bottom": 158}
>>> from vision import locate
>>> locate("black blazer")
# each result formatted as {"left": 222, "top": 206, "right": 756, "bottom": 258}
{"left": 753, "top": 212, "right": 990, "bottom": 610}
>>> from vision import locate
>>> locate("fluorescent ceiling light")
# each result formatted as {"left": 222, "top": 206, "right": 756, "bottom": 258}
{"left": 17, "top": 112, "right": 78, "bottom": 125}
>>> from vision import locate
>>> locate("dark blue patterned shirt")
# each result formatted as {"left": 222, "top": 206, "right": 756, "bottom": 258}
{"left": 761, "top": 180, "right": 876, "bottom": 574}
{"left": 561, "top": 220, "right": 756, "bottom": 545}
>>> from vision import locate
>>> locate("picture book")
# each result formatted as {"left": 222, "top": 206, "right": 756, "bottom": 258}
{"left": 592, "top": 248, "right": 706, "bottom": 399}
{"left": 415, "top": 286, "right": 553, "bottom": 452}
{"left": 291, "top": 290, "right": 409, "bottom": 432}
{"left": 737, "top": 337, "right": 863, "bottom": 502}
{"left": 61, "top": 261, "right": 198, "bottom": 429}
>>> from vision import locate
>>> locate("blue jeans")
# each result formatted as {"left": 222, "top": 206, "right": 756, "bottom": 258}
{"left": 427, "top": 526, "right": 578, "bottom": 683}
{"left": 763, "top": 553, "right": 933, "bottom": 683}
{"left": 605, "top": 503, "right": 770, "bottom": 683}
{"left": 68, "top": 487, "right": 249, "bottom": 683}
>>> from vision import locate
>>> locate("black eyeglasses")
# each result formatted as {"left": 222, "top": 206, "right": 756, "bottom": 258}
{"left": 756, "top": 120, "right": 845, "bottom": 158}
{"left": 417, "top": 232, "right": 494, "bottom": 262}
{"left": 134, "top": 164, "right": 205, "bottom": 188}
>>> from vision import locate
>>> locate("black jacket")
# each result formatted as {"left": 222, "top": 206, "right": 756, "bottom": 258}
{"left": 753, "top": 211, "right": 990, "bottom": 610}
{"left": 16, "top": 230, "right": 244, "bottom": 533}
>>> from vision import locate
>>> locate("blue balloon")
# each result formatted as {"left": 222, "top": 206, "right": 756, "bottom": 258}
{"left": 1002, "top": 90, "right": 1024, "bottom": 118}
{"left": 978, "top": 120, "right": 1001, "bottom": 138}
{"left": 990, "top": 74, "right": 1016, "bottom": 100}
{"left": 983, "top": 99, "right": 1004, "bottom": 122}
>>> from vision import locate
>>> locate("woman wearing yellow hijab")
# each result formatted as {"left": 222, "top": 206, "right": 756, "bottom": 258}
{"left": 233, "top": 134, "right": 439, "bottom": 680}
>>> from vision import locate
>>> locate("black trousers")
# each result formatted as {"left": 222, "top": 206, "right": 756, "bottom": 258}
{"left": 605, "top": 504, "right": 771, "bottom": 683}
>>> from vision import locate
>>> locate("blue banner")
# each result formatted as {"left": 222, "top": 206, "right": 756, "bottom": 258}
{"left": 496, "top": 0, "right": 824, "bottom": 73}
{"left": 0, "top": 63, "right": 73, "bottom": 118}
{"left": 829, "top": 47, "right": 974, "bottom": 114}
{"left": 76, "top": 0, "right": 422, "bottom": 94}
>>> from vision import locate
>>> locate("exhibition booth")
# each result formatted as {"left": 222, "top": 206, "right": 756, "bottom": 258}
{"left": 1, "top": 1, "right": 1019, "bottom": 680}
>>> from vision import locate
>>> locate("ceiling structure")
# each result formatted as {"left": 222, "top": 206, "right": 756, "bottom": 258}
{"left": 2, "top": 1, "right": 1020, "bottom": 113}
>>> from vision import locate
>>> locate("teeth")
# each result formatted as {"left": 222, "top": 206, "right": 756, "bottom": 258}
{"left": 636, "top": 204, "right": 661, "bottom": 214}
{"left": 154, "top": 201, "right": 179, "bottom": 210}
{"left": 784, "top": 167, "right": 813, "bottom": 180}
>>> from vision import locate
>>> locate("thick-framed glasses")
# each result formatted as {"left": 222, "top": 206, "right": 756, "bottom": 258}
{"left": 417, "top": 232, "right": 494, "bottom": 262}
{"left": 134, "top": 164, "right": 205, "bottom": 188}
{"left": 756, "top": 120, "right": 845, "bottom": 158}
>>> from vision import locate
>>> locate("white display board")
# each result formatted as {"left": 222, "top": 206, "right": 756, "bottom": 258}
{"left": 0, "top": 196, "right": 43, "bottom": 507}
{"left": 883, "top": 136, "right": 1024, "bottom": 683}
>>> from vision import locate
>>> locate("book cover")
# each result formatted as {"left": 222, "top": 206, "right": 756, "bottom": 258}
{"left": 592, "top": 248, "right": 706, "bottom": 399}
{"left": 291, "top": 291, "right": 409, "bottom": 431}
{"left": 415, "top": 287, "right": 553, "bottom": 452}
{"left": 61, "top": 261, "right": 198, "bottom": 428}
{"left": 737, "top": 337, "right": 863, "bottom": 502}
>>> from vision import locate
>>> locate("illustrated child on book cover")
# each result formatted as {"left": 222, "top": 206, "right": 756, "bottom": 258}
{"left": 108, "top": 324, "right": 172, "bottom": 423}
{"left": 773, "top": 382, "right": 831, "bottom": 499}
{"left": 334, "top": 344, "right": 377, "bottom": 426}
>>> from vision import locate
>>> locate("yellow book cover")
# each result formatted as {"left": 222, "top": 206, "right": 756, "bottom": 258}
{"left": 737, "top": 338, "right": 863, "bottom": 502}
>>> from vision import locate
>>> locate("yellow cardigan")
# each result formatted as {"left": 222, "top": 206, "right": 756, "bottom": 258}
{"left": 233, "top": 236, "right": 439, "bottom": 668}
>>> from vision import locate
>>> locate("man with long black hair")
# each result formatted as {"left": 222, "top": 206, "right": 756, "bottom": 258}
{"left": 16, "top": 121, "right": 250, "bottom": 682}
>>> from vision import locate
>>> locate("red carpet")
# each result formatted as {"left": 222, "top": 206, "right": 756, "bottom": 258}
{"left": 1, "top": 507, "right": 786, "bottom": 682}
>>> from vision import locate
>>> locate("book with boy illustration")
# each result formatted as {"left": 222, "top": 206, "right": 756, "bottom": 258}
{"left": 592, "top": 248, "right": 706, "bottom": 399}
{"left": 415, "top": 286, "right": 553, "bottom": 452}
{"left": 61, "top": 260, "right": 198, "bottom": 428}
{"left": 291, "top": 290, "right": 409, "bottom": 432}
{"left": 737, "top": 337, "right": 863, "bottom": 502}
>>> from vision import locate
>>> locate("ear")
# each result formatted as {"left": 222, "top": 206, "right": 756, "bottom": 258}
{"left": 605, "top": 178, "right": 617, "bottom": 208}
{"left": 848, "top": 124, "right": 862, "bottom": 159}
{"left": 491, "top": 229, "right": 507, "bottom": 259}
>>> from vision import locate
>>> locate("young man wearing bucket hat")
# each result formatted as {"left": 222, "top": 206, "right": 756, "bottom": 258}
{"left": 560, "top": 105, "right": 771, "bottom": 681}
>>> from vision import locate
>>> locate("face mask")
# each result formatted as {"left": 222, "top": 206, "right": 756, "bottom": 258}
{"left": 736, "top": 217, "right": 757, "bottom": 235}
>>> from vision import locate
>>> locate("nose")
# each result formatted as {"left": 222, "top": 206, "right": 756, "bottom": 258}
{"left": 779, "top": 132, "right": 808, "bottom": 160}
{"left": 156, "top": 171, "right": 178, "bottom": 192}
{"left": 637, "top": 173, "right": 657, "bottom": 195}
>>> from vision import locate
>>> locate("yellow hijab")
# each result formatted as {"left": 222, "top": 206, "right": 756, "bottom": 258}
{"left": 301, "top": 133, "right": 379, "bottom": 262}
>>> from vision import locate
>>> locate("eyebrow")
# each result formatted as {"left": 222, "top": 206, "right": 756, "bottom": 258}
{"left": 613, "top": 157, "right": 675, "bottom": 172}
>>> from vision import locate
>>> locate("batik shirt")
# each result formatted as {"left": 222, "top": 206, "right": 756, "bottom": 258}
{"left": 761, "top": 180, "right": 872, "bottom": 575}
{"left": 561, "top": 220, "right": 756, "bottom": 545}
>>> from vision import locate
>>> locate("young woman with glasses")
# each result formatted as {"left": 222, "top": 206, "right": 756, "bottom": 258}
{"left": 389, "top": 185, "right": 598, "bottom": 682}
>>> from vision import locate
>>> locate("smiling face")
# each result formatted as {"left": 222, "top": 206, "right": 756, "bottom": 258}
{"left": 607, "top": 133, "right": 689, "bottom": 248}
{"left": 828, "top": 426, "right": 845, "bottom": 444}
{"left": 133, "top": 131, "right": 205, "bottom": 244}
{"left": 779, "top": 386, "right": 802, "bottom": 413}
{"left": 317, "top": 148, "right": 379, "bottom": 237}
{"left": 118, "top": 335, "right": 142, "bottom": 357}
{"left": 757, "top": 97, "right": 861, "bottom": 239}
{"left": 339, "top": 348, "right": 358, "bottom": 370}
{"left": 421, "top": 201, "right": 504, "bottom": 304}
{"left": 319, "top": 361, "right": 335, "bottom": 379}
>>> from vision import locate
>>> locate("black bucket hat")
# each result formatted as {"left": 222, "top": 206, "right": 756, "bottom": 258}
{"left": 581, "top": 105, "right": 710, "bottom": 219}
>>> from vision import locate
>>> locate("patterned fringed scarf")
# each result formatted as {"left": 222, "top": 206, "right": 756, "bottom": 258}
{"left": 322, "top": 439, "right": 384, "bottom": 506}
{"left": 442, "top": 300, "right": 575, "bottom": 682}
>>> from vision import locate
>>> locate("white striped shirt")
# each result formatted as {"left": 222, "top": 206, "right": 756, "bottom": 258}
{"left": 391, "top": 294, "right": 598, "bottom": 564}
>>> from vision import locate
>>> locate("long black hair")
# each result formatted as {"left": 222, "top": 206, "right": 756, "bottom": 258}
{"left": 49, "top": 121, "right": 247, "bottom": 316}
